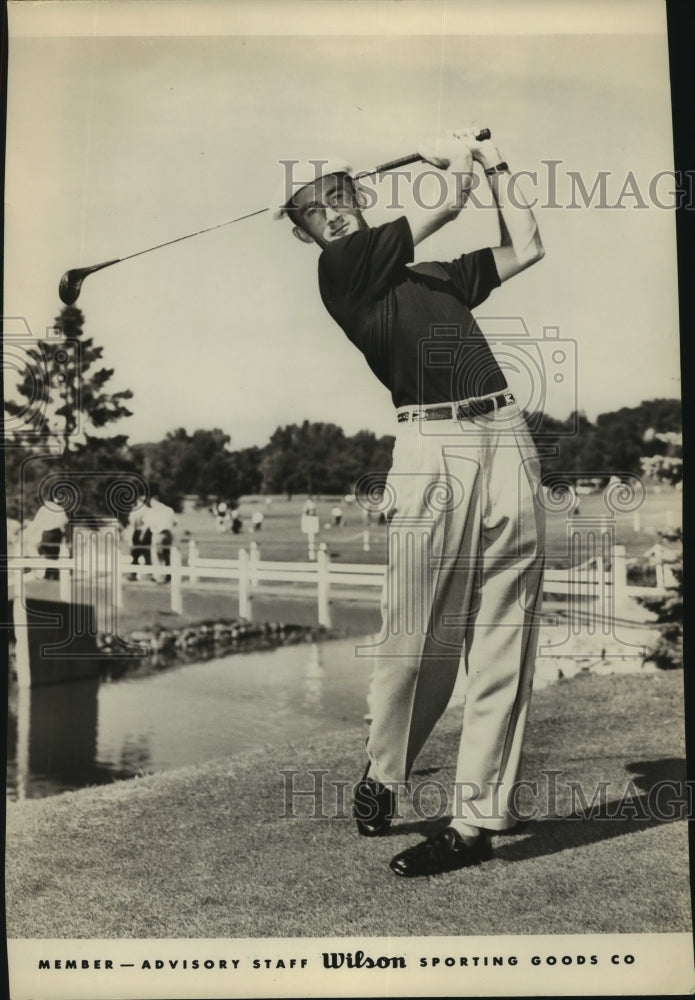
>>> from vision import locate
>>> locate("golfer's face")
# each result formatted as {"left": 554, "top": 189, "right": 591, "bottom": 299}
{"left": 293, "top": 175, "right": 365, "bottom": 246}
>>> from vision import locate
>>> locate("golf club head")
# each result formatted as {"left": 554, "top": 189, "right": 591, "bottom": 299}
{"left": 58, "top": 259, "right": 121, "bottom": 305}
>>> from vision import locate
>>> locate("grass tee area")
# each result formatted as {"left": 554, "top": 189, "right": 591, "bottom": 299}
{"left": 6, "top": 670, "right": 691, "bottom": 939}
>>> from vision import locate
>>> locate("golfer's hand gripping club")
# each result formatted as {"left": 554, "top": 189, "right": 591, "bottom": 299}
{"left": 355, "top": 127, "right": 492, "bottom": 178}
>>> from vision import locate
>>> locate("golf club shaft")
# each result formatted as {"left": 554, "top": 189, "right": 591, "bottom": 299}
{"left": 59, "top": 128, "right": 493, "bottom": 303}
{"left": 91, "top": 135, "right": 491, "bottom": 265}
{"left": 115, "top": 207, "right": 270, "bottom": 265}
{"left": 117, "top": 131, "right": 493, "bottom": 260}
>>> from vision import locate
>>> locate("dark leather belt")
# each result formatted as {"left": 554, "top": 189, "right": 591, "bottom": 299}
{"left": 397, "top": 391, "right": 516, "bottom": 424}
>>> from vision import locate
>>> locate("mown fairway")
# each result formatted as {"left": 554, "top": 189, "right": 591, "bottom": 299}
{"left": 179, "top": 485, "right": 681, "bottom": 570}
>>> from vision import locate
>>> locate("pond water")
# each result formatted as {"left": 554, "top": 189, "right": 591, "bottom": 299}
{"left": 6, "top": 636, "right": 378, "bottom": 801}
{"left": 7, "top": 620, "right": 657, "bottom": 802}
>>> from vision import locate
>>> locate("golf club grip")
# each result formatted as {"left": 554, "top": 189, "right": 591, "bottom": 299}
{"left": 372, "top": 128, "right": 492, "bottom": 175}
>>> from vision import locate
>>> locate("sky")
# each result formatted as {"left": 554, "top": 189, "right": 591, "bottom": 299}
{"left": 4, "top": 0, "right": 681, "bottom": 450}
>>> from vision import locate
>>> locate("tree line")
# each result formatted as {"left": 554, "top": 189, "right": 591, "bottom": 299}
{"left": 4, "top": 306, "right": 681, "bottom": 521}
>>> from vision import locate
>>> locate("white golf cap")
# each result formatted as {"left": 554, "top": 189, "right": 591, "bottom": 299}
{"left": 271, "top": 157, "right": 353, "bottom": 220}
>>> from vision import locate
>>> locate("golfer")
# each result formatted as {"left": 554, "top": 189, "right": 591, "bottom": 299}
{"left": 274, "top": 127, "right": 545, "bottom": 877}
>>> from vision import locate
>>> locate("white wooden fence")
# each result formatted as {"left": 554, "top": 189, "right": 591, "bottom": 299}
{"left": 7, "top": 531, "right": 666, "bottom": 635}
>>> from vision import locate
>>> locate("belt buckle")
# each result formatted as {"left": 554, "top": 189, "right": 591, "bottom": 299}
{"left": 457, "top": 400, "right": 474, "bottom": 421}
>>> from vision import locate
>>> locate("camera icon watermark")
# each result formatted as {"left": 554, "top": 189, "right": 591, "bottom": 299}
{"left": 416, "top": 318, "right": 578, "bottom": 438}
{"left": 2, "top": 317, "right": 82, "bottom": 446}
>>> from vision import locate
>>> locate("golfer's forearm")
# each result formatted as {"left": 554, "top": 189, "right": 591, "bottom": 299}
{"left": 407, "top": 168, "right": 475, "bottom": 246}
{"left": 488, "top": 171, "right": 544, "bottom": 264}
{"left": 407, "top": 206, "right": 459, "bottom": 246}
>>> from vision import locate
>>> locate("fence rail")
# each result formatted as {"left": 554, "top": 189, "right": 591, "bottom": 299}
{"left": 6, "top": 531, "right": 667, "bottom": 637}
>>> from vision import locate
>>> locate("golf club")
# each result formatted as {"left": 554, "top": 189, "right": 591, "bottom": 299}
{"left": 58, "top": 128, "right": 492, "bottom": 305}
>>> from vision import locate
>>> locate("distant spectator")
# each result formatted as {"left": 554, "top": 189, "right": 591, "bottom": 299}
{"left": 231, "top": 507, "right": 243, "bottom": 534}
{"left": 148, "top": 491, "right": 178, "bottom": 583}
{"left": 27, "top": 503, "right": 69, "bottom": 580}
{"left": 127, "top": 493, "right": 153, "bottom": 580}
{"left": 303, "top": 497, "right": 317, "bottom": 517}
{"left": 252, "top": 510, "right": 264, "bottom": 532}
{"left": 212, "top": 500, "right": 231, "bottom": 533}
{"left": 331, "top": 505, "right": 344, "bottom": 527}
{"left": 6, "top": 517, "right": 23, "bottom": 557}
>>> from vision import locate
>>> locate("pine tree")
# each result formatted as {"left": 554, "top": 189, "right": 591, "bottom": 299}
{"left": 5, "top": 305, "right": 133, "bottom": 454}
{"left": 4, "top": 306, "right": 137, "bottom": 522}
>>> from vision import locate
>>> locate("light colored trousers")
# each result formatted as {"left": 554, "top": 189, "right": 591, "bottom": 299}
{"left": 366, "top": 403, "right": 545, "bottom": 830}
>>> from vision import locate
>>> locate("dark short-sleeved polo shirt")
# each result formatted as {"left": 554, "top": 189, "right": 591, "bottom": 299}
{"left": 318, "top": 215, "right": 507, "bottom": 407}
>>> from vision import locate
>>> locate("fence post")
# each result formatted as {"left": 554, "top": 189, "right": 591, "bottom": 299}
{"left": 59, "top": 541, "right": 72, "bottom": 604}
{"left": 12, "top": 572, "right": 31, "bottom": 689}
{"left": 594, "top": 554, "right": 611, "bottom": 636}
{"left": 317, "top": 542, "right": 331, "bottom": 628}
{"left": 655, "top": 557, "right": 666, "bottom": 591}
{"left": 249, "top": 540, "right": 259, "bottom": 588}
{"left": 362, "top": 529, "right": 370, "bottom": 552}
{"left": 613, "top": 543, "right": 628, "bottom": 608}
{"left": 239, "top": 548, "right": 251, "bottom": 620}
{"left": 188, "top": 539, "right": 199, "bottom": 585}
{"left": 114, "top": 537, "right": 123, "bottom": 619}
{"left": 170, "top": 546, "right": 183, "bottom": 615}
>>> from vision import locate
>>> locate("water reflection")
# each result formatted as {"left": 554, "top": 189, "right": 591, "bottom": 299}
{"left": 7, "top": 636, "right": 375, "bottom": 801}
{"left": 12, "top": 677, "right": 139, "bottom": 801}
{"left": 302, "top": 643, "right": 324, "bottom": 710}
{"left": 117, "top": 732, "right": 153, "bottom": 775}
